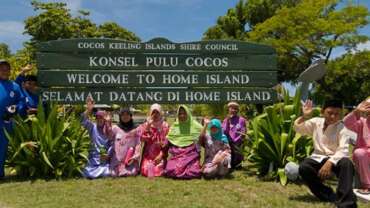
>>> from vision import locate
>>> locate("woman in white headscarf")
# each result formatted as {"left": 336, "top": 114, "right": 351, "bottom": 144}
{"left": 140, "top": 104, "right": 170, "bottom": 177}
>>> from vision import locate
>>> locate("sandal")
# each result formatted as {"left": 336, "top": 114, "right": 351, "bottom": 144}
{"left": 357, "top": 189, "right": 370, "bottom": 195}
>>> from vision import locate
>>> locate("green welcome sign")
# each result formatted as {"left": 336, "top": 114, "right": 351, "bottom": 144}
{"left": 37, "top": 38, "right": 278, "bottom": 104}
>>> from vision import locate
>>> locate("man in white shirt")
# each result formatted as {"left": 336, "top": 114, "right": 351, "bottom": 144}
{"left": 295, "top": 99, "right": 357, "bottom": 208}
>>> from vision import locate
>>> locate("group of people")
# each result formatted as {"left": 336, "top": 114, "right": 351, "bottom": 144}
{"left": 81, "top": 97, "right": 247, "bottom": 180}
{"left": 295, "top": 98, "right": 370, "bottom": 208}
{"left": 0, "top": 60, "right": 39, "bottom": 178}
{"left": 1, "top": 59, "right": 370, "bottom": 208}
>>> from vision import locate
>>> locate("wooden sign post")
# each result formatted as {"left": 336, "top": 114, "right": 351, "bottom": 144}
{"left": 36, "top": 38, "right": 278, "bottom": 104}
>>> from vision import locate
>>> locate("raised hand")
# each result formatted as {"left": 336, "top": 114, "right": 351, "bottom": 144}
{"left": 355, "top": 100, "right": 370, "bottom": 115}
{"left": 86, "top": 96, "right": 95, "bottom": 113}
{"left": 147, "top": 119, "right": 153, "bottom": 129}
{"left": 21, "top": 64, "right": 33, "bottom": 74}
{"left": 203, "top": 117, "right": 210, "bottom": 127}
{"left": 301, "top": 99, "right": 313, "bottom": 118}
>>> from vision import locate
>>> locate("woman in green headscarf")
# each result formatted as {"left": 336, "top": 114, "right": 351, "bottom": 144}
{"left": 199, "top": 118, "right": 231, "bottom": 178}
{"left": 165, "top": 105, "right": 203, "bottom": 179}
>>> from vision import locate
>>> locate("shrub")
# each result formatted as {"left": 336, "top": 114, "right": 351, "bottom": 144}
{"left": 247, "top": 89, "right": 320, "bottom": 185}
{"left": 5, "top": 103, "right": 90, "bottom": 179}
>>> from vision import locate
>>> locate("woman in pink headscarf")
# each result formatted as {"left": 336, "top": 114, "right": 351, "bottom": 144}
{"left": 344, "top": 98, "right": 370, "bottom": 194}
{"left": 140, "top": 104, "right": 170, "bottom": 177}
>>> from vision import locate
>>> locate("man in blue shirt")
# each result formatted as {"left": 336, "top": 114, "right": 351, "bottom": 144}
{"left": 0, "top": 60, "right": 24, "bottom": 178}
{"left": 15, "top": 64, "right": 39, "bottom": 116}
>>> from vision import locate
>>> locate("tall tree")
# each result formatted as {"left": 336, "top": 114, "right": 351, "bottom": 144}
{"left": 98, "top": 22, "right": 139, "bottom": 41}
{"left": 0, "top": 43, "right": 11, "bottom": 58}
{"left": 313, "top": 50, "right": 370, "bottom": 106}
{"left": 204, "top": 0, "right": 369, "bottom": 82}
{"left": 24, "top": 0, "right": 140, "bottom": 43}
{"left": 15, "top": 0, "right": 140, "bottom": 76}
{"left": 203, "top": 0, "right": 300, "bottom": 40}
{"left": 248, "top": 0, "right": 369, "bottom": 81}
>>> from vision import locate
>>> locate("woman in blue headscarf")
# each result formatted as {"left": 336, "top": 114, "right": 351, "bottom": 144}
{"left": 199, "top": 118, "right": 231, "bottom": 178}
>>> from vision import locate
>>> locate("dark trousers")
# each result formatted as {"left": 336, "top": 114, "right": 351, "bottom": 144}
{"left": 299, "top": 157, "right": 357, "bottom": 208}
{"left": 0, "top": 121, "right": 13, "bottom": 178}
{"left": 229, "top": 139, "right": 244, "bottom": 169}
{"left": 0, "top": 129, "right": 9, "bottom": 178}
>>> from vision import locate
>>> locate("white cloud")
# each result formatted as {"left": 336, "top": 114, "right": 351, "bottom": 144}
{"left": 0, "top": 21, "right": 30, "bottom": 53}
{"left": 330, "top": 41, "right": 370, "bottom": 59}
{"left": 356, "top": 41, "right": 370, "bottom": 51}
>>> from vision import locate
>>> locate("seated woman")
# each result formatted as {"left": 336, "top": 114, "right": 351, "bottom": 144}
{"left": 200, "top": 118, "right": 231, "bottom": 178}
{"left": 109, "top": 108, "right": 141, "bottom": 177}
{"left": 165, "top": 105, "right": 202, "bottom": 179}
{"left": 140, "top": 104, "right": 170, "bottom": 177}
{"left": 81, "top": 97, "right": 113, "bottom": 179}
{"left": 343, "top": 98, "right": 370, "bottom": 194}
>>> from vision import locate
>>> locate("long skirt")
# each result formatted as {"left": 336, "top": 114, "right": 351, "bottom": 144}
{"left": 165, "top": 143, "right": 201, "bottom": 179}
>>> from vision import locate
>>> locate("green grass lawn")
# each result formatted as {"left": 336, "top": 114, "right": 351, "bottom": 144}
{"left": 0, "top": 170, "right": 367, "bottom": 208}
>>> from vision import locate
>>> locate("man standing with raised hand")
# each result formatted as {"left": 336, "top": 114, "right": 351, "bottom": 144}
{"left": 295, "top": 99, "right": 357, "bottom": 208}
{"left": 0, "top": 60, "right": 24, "bottom": 179}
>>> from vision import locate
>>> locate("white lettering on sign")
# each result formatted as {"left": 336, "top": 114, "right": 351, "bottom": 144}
{"left": 205, "top": 44, "right": 238, "bottom": 51}
{"left": 78, "top": 42, "right": 105, "bottom": 49}
{"left": 42, "top": 91, "right": 103, "bottom": 102}
{"left": 66, "top": 73, "right": 129, "bottom": 84}
{"left": 146, "top": 57, "right": 178, "bottom": 67}
{"left": 41, "top": 90, "right": 275, "bottom": 104}
{"left": 185, "top": 57, "right": 228, "bottom": 67}
{"left": 167, "top": 91, "right": 180, "bottom": 102}
{"left": 136, "top": 74, "right": 156, "bottom": 84}
{"left": 75, "top": 42, "right": 240, "bottom": 51}
{"left": 145, "top": 43, "right": 176, "bottom": 50}
{"left": 179, "top": 44, "right": 201, "bottom": 51}
{"left": 206, "top": 74, "right": 250, "bottom": 84}
{"left": 162, "top": 74, "right": 198, "bottom": 84}
{"left": 89, "top": 56, "right": 138, "bottom": 67}
{"left": 185, "top": 91, "right": 221, "bottom": 102}
{"left": 110, "top": 91, "right": 163, "bottom": 102}
{"left": 227, "top": 91, "right": 271, "bottom": 101}
{"left": 109, "top": 42, "right": 141, "bottom": 50}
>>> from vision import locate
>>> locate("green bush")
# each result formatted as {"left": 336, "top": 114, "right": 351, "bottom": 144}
{"left": 247, "top": 89, "right": 320, "bottom": 185}
{"left": 5, "top": 103, "right": 90, "bottom": 179}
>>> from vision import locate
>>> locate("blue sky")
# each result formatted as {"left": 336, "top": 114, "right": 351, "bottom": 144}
{"left": 1, "top": 0, "right": 369, "bottom": 55}
{"left": 1, "top": 0, "right": 238, "bottom": 52}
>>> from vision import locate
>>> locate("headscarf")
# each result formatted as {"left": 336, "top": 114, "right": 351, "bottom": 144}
{"left": 167, "top": 105, "right": 203, "bottom": 147}
{"left": 95, "top": 110, "right": 111, "bottom": 136}
{"left": 208, "top": 119, "right": 229, "bottom": 144}
{"left": 227, "top": 101, "right": 240, "bottom": 108}
{"left": 147, "top": 103, "right": 164, "bottom": 129}
{"left": 95, "top": 110, "right": 106, "bottom": 119}
{"left": 118, "top": 108, "right": 136, "bottom": 132}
